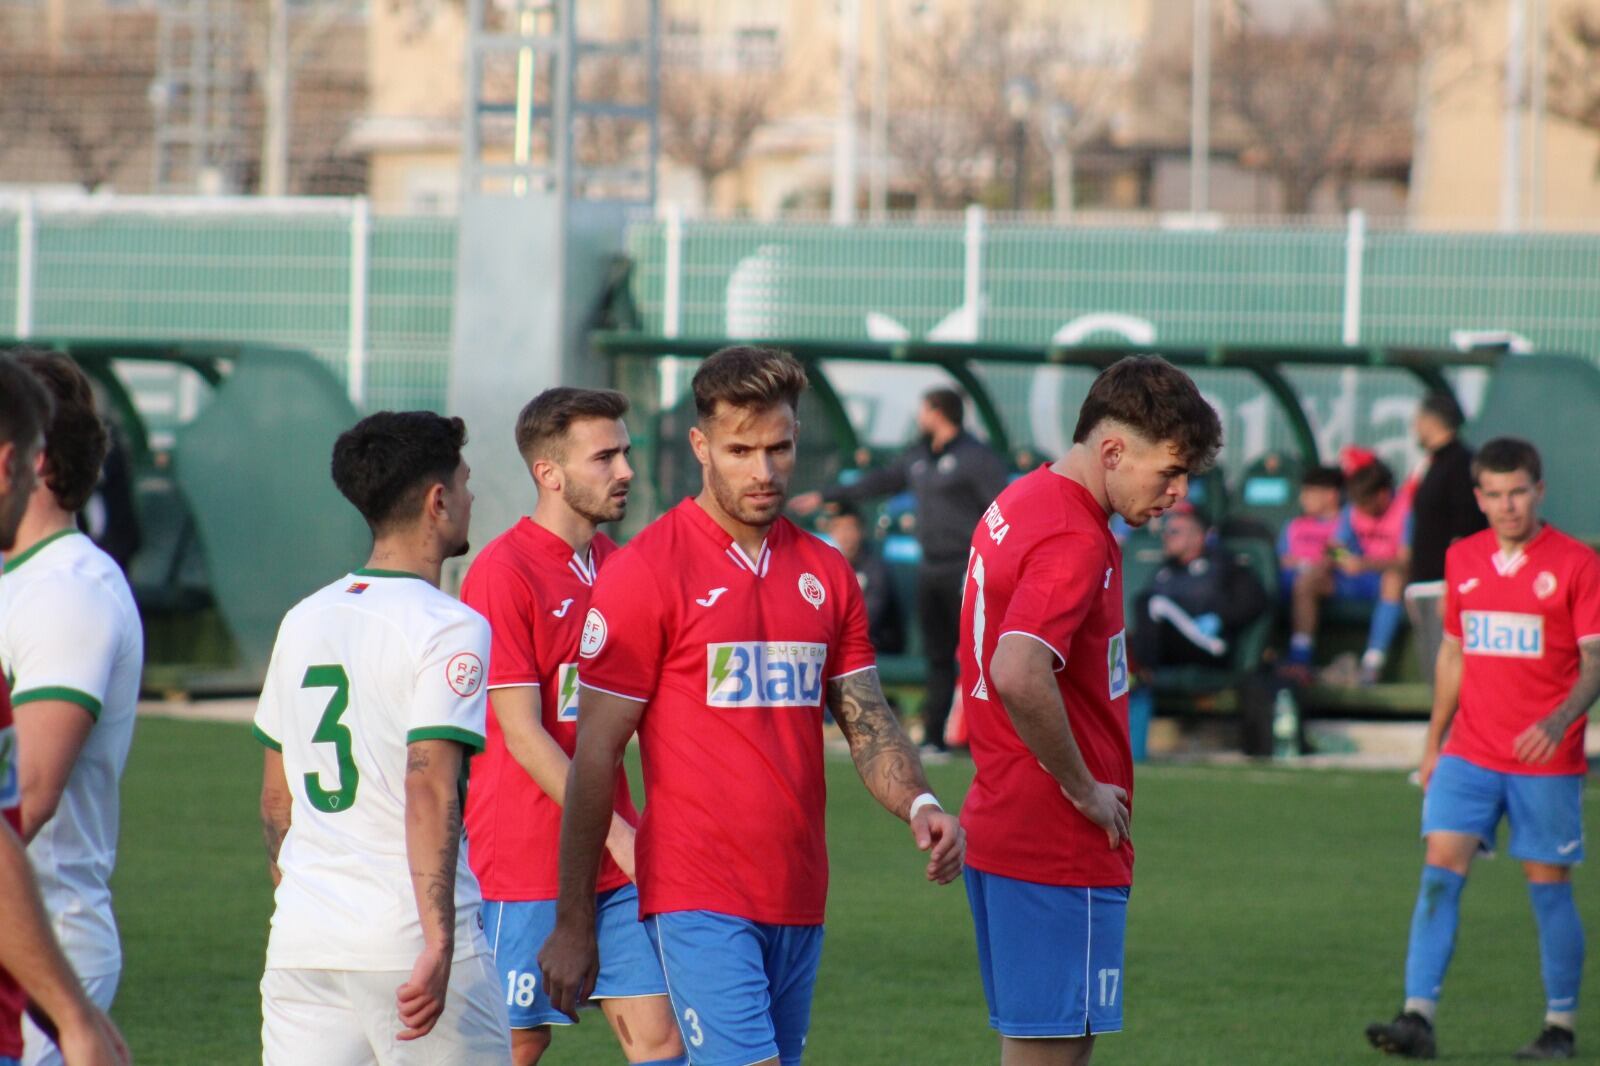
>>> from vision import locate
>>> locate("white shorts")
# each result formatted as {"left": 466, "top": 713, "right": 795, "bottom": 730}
{"left": 261, "top": 953, "right": 510, "bottom": 1066}
{"left": 21, "top": 971, "right": 119, "bottom": 1066}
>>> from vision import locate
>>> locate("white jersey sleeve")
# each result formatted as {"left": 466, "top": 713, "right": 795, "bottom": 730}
{"left": 7, "top": 575, "right": 119, "bottom": 719}
{"left": 406, "top": 608, "right": 490, "bottom": 752}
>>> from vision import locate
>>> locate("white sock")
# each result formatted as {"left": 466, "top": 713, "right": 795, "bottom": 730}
{"left": 1404, "top": 997, "right": 1437, "bottom": 1022}
{"left": 1291, "top": 633, "right": 1313, "bottom": 653}
{"left": 1361, "top": 648, "right": 1386, "bottom": 671}
{"left": 1547, "top": 1010, "right": 1576, "bottom": 1031}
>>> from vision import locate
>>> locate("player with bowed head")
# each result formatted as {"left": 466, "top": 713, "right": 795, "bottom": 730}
{"left": 540, "top": 346, "right": 965, "bottom": 1066}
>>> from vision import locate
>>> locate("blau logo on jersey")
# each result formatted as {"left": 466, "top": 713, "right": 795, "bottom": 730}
{"left": 706, "top": 642, "right": 828, "bottom": 708}
{"left": 556, "top": 662, "right": 580, "bottom": 722}
{"left": 1462, "top": 610, "right": 1544, "bottom": 658}
{"left": 1107, "top": 629, "right": 1130, "bottom": 700}
{"left": 0, "top": 726, "right": 17, "bottom": 809}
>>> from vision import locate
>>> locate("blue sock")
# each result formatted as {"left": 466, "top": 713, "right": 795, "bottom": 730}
{"left": 1529, "top": 881, "right": 1584, "bottom": 1017}
{"left": 1289, "top": 633, "right": 1314, "bottom": 666}
{"left": 1128, "top": 687, "right": 1153, "bottom": 763}
{"left": 634, "top": 1058, "right": 689, "bottom": 1066}
{"left": 1405, "top": 865, "right": 1466, "bottom": 1002}
{"left": 1367, "top": 599, "right": 1405, "bottom": 656}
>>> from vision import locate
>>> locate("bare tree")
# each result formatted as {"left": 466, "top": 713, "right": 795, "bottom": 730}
{"left": 885, "top": 3, "right": 1134, "bottom": 211}
{"left": 659, "top": 57, "right": 776, "bottom": 212}
{"left": 1549, "top": 5, "right": 1600, "bottom": 153}
{"left": 1155, "top": 0, "right": 1477, "bottom": 215}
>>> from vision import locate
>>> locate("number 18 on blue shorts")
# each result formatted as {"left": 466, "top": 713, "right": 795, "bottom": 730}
{"left": 965, "top": 866, "right": 1129, "bottom": 1038}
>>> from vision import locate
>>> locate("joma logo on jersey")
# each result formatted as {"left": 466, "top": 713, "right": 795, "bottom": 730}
{"left": 706, "top": 642, "right": 828, "bottom": 708}
{"left": 1463, "top": 611, "right": 1544, "bottom": 659}
{"left": 556, "top": 662, "right": 580, "bottom": 722}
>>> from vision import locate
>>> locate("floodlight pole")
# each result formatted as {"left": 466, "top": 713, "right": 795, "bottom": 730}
{"left": 1190, "top": 0, "right": 1210, "bottom": 214}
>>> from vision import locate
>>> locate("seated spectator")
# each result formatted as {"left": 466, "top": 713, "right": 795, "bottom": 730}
{"left": 822, "top": 502, "right": 905, "bottom": 655}
{"left": 1278, "top": 465, "right": 1345, "bottom": 589}
{"left": 1286, "top": 452, "right": 1412, "bottom": 685}
{"left": 1131, "top": 504, "right": 1269, "bottom": 672}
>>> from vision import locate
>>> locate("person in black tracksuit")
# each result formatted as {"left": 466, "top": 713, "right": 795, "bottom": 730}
{"left": 792, "top": 388, "right": 1009, "bottom": 753}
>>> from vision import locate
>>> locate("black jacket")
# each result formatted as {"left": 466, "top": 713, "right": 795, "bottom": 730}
{"left": 1132, "top": 547, "right": 1269, "bottom": 669}
{"left": 850, "top": 548, "right": 905, "bottom": 655}
{"left": 1408, "top": 438, "right": 1486, "bottom": 584}
{"left": 825, "top": 431, "right": 1009, "bottom": 567}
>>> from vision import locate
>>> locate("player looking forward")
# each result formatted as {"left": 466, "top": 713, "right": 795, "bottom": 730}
{"left": 540, "top": 345, "right": 965, "bottom": 1066}
{"left": 255, "top": 412, "right": 510, "bottom": 1065}
{"left": 461, "top": 388, "right": 682, "bottom": 1065}
{"left": 1366, "top": 438, "right": 1600, "bottom": 1061}
{"left": 1, "top": 354, "right": 142, "bottom": 1066}
{"left": 959, "top": 355, "right": 1221, "bottom": 1066}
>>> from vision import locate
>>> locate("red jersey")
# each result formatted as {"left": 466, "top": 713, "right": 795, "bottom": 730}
{"left": 462, "top": 519, "right": 637, "bottom": 901}
{"left": 579, "top": 499, "right": 876, "bottom": 925}
{"left": 0, "top": 667, "right": 25, "bottom": 1058}
{"left": 958, "top": 468, "right": 1134, "bottom": 887}
{"left": 1442, "top": 524, "right": 1600, "bottom": 776}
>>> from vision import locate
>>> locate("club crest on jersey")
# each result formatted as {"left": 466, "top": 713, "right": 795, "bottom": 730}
{"left": 706, "top": 642, "right": 827, "bottom": 708}
{"left": 1462, "top": 611, "right": 1544, "bottom": 659}
{"left": 1107, "top": 630, "right": 1130, "bottom": 700}
{"left": 1535, "top": 571, "right": 1559, "bottom": 600}
{"left": 580, "top": 608, "right": 607, "bottom": 658}
{"left": 0, "top": 726, "right": 16, "bottom": 809}
{"left": 556, "top": 662, "right": 580, "bottom": 722}
{"left": 446, "top": 652, "right": 484, "bottom": 697}
{"left": 798, "top": 573, "right": 826, "bottom": 610}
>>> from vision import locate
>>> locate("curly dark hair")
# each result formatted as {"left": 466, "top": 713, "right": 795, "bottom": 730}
{"left": 16, "top": 351, "right": 109, "bottom": 513}
{"left": 1072, "top": 355, "right": 1223, "bottom": 471}
{"left": 331, "top": 411, "right": 468, "bottom": 534}
{"left": 691, "top": 346, "right": 808, "bottom": 420}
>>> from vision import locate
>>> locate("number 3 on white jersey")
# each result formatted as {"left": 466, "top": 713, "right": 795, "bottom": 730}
{"left": 965, "top": 548, "right": 990, "bottom": 701}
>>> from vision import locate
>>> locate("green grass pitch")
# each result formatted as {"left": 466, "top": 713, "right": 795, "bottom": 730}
{"left": 111, "top": 717, "right": 1597, "bottom": 1064}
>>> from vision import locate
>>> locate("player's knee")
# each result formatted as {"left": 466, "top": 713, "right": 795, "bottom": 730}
{"left": 1523, "top": 860, "right": 1573, "bottom": 884}
{"left": 615, "top": 997, "right": 685, "bottom": 1060}
{"left": 511, "top": 1025, "right": 553, "bottom": 1066}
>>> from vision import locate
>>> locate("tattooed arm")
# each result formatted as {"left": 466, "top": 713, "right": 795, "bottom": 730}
{"left": 1515, "top": 641, "right": 1600, "bottom": 765}
{"left": 827, "top": 668, "right": 965, "bottom": 883}
{"left": 259, "top": 749, "right": 292, "bottom": 887}
{"left": 398, "top": 738, "right": 466, "bottom": 1041}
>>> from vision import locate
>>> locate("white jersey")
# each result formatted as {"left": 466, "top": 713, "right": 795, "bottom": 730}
{"left": 254, "top": 569, "right": 492, "bottom": 971}
{"left": 0, "top": 529, "right": 142, "bottom": 979}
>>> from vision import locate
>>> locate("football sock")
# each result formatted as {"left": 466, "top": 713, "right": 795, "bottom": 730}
{"left": 1529, "top": 881, "right": 1583, "bottom": 1022}
{"left": 634, "top": 1058, "right": 689, "bottom": 1066}
{"left": 1405, "top": 865, "right": 1466, "bottom": 1005}
{"left": 1366, "top": 599, "right": 1405, "bottom": 656}
{"left": 1288, "top": 632, "right": 1314, "bottom": 666}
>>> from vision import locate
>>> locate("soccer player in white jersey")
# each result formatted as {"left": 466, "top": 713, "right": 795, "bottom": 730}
{"left": 0, "top": 354, "right": 142, "bottom": 1066}
{"left": 254, "top": 411, "right": 510, "bottom": 1065}
{"left": 0, "top": 353, "right": 127, "bottom": 1066}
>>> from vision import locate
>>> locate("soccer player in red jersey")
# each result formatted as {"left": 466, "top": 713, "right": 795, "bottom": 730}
{"left": 540, "top": 346, "right": 965, "bottom": 1066}
{"left": 461, "top": 388, "right": 682, "bottom": 1065}
{"left": 0, "top": 354, "right": 126, "bottom": 1066}
{"left": 959, "top": 356, "right": 1221, "bottom": 1066}
{"left": 1367, "top": 438, "right": 1600, "bottom": 1061}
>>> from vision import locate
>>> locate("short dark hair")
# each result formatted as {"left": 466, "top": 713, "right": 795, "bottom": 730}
{"left": 1472, "top": 436, "right": 1541, "bottom": 485}
{"left": 692, "top": 346, "right": 808, "bottom": 420}
{"left": 922, "top": 388, "right": 963, "bottom": 428}
{"left": 0, "top": 353, "right": 53, "bottom": 457}
{"left": 16, "top": 351, "right": 109, "bottom": 513}
{"left": 1418, "top": 391, "right": 1465, "bottom": 432}
{"left": 1301, "top": 465, "right": 1345, "bottom": 491}
{"left": 1346, "top": 457, "right": 1396, "bottom": 503}
{"left": 514, "top": 387, "right": 629, "bottom": 462}
{"left": 826, "top": 500, "right": 863, "bottom": 523}
{"left": 331, "top": 411, "right": 467, "bottom": 534}
{"left": 1072, "top": 356, "right": 1222, "bottom": 470}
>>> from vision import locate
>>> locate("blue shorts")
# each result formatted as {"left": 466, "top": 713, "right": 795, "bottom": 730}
{"left": 483, "top": 883, "right": 667, "bottom": 1029}
{"left": 1422, "top": 755, "right": 1585, "bottom": 864}
{"left": 1333, "top": 570, "right": 1382, "bottom": 601}
{"left": 645, "top": 911, "right": 824, "bottom": 1066}
{"left": 965, "top": 866, "right": 1129, "bottom": 1038}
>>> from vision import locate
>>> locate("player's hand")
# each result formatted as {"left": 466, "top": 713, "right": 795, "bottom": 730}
{"left": 1418, "top": 744, "right": 1440, "bottom": 791}
{"left": 55, "top": 1003, "right": 129, "bottom": 1066}
{"left": 788, "top": 491, "right": 823, "bottom": 516}
{"left": 605, "top": 816, "right": 638, "bottom": 882}
{"left": 1067, "top": 781, "right": 1130, "bottom": 850}
{"left": 910, "top": 808, "right": 965, "bottom": 884}
{"left": 1513, "top": 713, "right": 1567, "bottom": 765}
{"left": 396, "top": 942, "right": 452, "bottom": 1040}
{"left": 538, "top": 918, "right": 599, "bottom": 1023}
{"left": 1335, "top": 554, "right": 1365, "bottom": 577}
